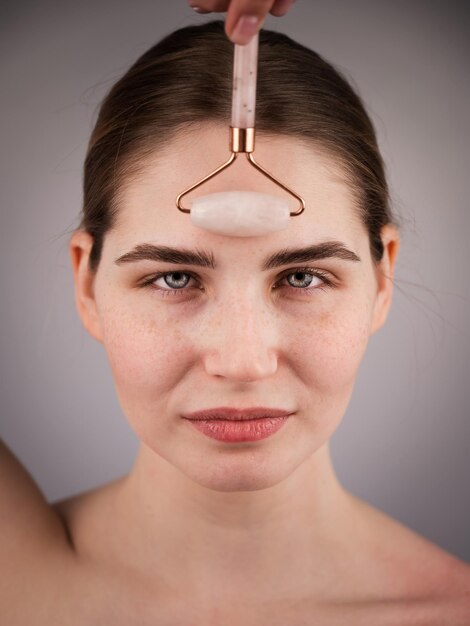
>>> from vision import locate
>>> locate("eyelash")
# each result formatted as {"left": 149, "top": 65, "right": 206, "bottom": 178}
{"left": 138, "top": 267, "right": 336, "bottom": 299}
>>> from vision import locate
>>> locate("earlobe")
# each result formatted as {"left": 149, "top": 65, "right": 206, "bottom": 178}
{"left": 370, "top": 224, "right": 400, "bottom": 335}
{"left": 69, "top": 230, "right": 103, "bottom": 343}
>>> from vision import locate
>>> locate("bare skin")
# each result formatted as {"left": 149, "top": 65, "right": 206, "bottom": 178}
{"left": 2, "top": 127, "right": 470, "bottom": 623}
{"left": 1, "top": 438, "right": 469, "bottom": 625}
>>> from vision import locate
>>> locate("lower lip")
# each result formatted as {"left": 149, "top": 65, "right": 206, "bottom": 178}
{"left": 185, "top": 416, "right": 290, "bottom": 443}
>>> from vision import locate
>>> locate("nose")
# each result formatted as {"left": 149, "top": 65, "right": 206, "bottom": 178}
{"left": 202, "top": 294, "right": 279, "bottom": 383}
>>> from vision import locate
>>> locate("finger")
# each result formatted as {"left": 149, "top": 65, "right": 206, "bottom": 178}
{"left": 188, "top": 0, "right": 295, "bottom": 44}
{"left": 188, "top": 0, "right": 295, "bottom": 16}
{"left": 269, "top": 0, "right": 296, "bottom": 17}
{"left": 187, "top": 1, "right": 230, "bottom": 12}
{"left": 225, "top": 0, "right": 276, "bottom": 44}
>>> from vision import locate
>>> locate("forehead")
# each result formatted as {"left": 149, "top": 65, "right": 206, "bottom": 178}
{"left": 111, "top": 124, "right": 367, "bottom": 253}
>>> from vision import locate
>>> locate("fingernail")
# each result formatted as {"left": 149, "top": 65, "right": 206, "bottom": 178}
{"left": 190, "top": 5, "right": 210, "bottom": 13}
{"left": 231, "top": 15, "right": 259, "bottom": 45}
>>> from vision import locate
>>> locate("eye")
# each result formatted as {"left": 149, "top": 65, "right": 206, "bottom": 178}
{"left": 276, "top": 268, "right": 334, "bottom": 294}
{"left": 148, "top": 271, "right": 197, "bottom": 297}
{"left": 284, "top": 270, "right": 321, "bottom": 289}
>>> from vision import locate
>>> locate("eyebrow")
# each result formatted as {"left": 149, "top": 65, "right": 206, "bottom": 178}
{"left": 114, "top": 241, "right": 361, "bottom": 270}
{"left": 261, "top": 241, "right": 361, "bottom": 269}
{"left": 115, "top": 244, "right": 216, "bottom": 268}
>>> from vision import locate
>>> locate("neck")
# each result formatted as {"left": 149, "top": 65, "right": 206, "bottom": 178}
{"left": 107, "top": 441, "right": 355, "bottom": 605}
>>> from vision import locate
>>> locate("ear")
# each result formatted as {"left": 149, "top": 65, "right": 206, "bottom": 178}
{"left": 370, "top": 224, "right": 400, "bottom": 335}
{"left": 69, "top": 230, "right": 103, "bottom": 343}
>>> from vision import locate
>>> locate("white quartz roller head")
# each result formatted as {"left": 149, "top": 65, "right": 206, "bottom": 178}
{"left": 190, "top": 191, "right": 291, "bottom": 237}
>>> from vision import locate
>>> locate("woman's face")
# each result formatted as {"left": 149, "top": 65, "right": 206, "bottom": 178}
{"left": 71, "top": 124, "right": 398, "bottom": 492}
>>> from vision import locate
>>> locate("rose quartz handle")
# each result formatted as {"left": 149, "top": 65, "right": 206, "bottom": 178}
{"left": 231, "top": 33, "right": 259, "bottom": 129}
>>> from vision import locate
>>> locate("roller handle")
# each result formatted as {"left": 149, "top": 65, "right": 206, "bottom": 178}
{"left": 231, "top": 33, "right": 259, "bottom": 129}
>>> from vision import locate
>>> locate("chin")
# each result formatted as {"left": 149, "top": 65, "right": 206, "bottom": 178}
{"left": 177, "top": 449, "right": 295, "bottom": 493}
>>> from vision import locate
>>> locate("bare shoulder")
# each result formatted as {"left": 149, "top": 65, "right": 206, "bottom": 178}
{"left": 0, "top": 437, "right": 71, "bottom": 550}
{"left": 0, "top": 438, "right": 76, "bottom": 623}
{"left": 0, "top": 439, "right": 130, "bottom": 624}
{"left": 347, "top": 492, "right": 470, "bottom": 619}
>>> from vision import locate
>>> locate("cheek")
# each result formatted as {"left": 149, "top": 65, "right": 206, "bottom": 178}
{"left": 282, "top": 298, "right": 373, "bottom": 450}
{"left": 290, "top": 299, "right": 372, "bottom": 393}
{"left": 99, "top": 307, "right": 192, "bottom": 412}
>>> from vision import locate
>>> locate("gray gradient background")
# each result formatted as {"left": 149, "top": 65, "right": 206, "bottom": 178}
{"left": 1, "top": 1, "right": 469, "bottom": 562}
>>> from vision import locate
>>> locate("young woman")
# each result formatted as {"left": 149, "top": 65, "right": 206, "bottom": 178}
{"left": 2, "top": 13, "right": 469, "bottom": 626}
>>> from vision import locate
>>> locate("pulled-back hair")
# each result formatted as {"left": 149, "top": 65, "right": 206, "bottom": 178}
{"left": 81, "top": 20, "right": 397, "bottom": 272}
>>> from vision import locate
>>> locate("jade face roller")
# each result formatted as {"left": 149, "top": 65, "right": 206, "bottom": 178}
{"left": 175, "top": 32, "right": 305, "bottom": 237}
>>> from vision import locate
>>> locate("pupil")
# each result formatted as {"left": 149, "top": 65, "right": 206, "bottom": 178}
{"left": 290, "top": 272, "right": 312, "bottom": 287}
{"left": 167, "top": 272, "right": 188, "bottom": 288}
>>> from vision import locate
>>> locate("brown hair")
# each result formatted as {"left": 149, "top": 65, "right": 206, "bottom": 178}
{"left": 80, "top": 20, "right": 397, "bottom": 272}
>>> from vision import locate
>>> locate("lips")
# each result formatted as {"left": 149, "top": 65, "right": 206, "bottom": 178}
{"left": 182, "top": 407, "right": 294, "bottom": 421}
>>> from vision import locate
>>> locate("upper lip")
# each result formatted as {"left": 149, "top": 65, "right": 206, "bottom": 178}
{"left": 183, "top": 407, "right": 294, "bottom": 421}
